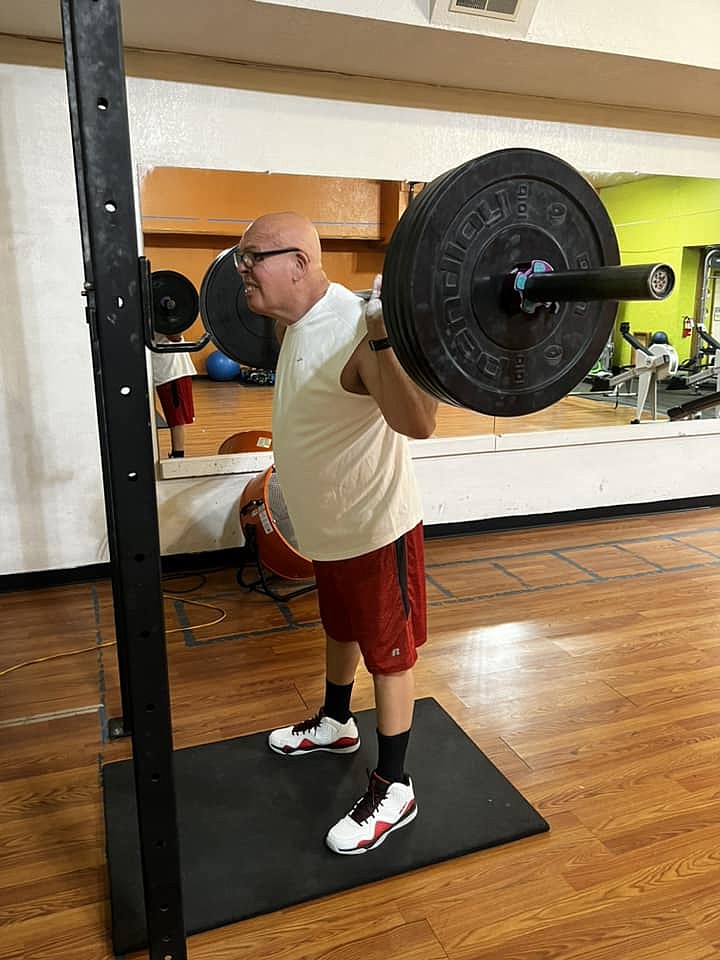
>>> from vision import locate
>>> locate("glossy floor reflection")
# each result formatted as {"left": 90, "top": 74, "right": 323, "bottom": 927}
{"left": 158, "top": 376, "right": 664, "bottom": 459}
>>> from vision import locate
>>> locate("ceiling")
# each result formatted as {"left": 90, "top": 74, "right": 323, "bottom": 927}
{"left": 1, "top": 0, "right": 719, "bottom": 120}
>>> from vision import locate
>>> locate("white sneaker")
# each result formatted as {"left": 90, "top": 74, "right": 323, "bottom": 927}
{"left": 268, "top": 709, "right": 360, "bottom": 756}
{"left": 325, "top": 770, "right": 417, "bottom": 855}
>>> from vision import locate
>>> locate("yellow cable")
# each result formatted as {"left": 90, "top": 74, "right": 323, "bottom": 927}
{"left": 0, "top": 642, "right": 117, "bottom": 679}
{"left": 0, "top": 594, "right": 227, "bottom": 679}
{"left": 162, "top": 594, "right": 227, "bottom": 633}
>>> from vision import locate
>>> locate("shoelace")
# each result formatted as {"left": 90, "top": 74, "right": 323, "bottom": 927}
{"left": 291, "top": 709, "right": 324, "bottom": 735}
{"left": 350, "top": 771, "right": 389, "bottom": 825}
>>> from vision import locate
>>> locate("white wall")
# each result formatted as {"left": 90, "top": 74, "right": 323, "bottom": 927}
{"left": 2, "top": 45, "right": 720, "bottom": 575}
{"left": 263, "top": 0, "right": 720, "bottom": 69}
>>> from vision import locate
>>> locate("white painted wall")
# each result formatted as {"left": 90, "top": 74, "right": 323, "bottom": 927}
{"left": 2, "top": 46, "right": 720, "bottom": 575}
{"left": 262, "top": 0, "right": 720, "bottom": 69}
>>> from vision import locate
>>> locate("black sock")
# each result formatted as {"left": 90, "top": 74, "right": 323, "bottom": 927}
{"left": 375, "top": 728, "right": 411, "bottom": 784}
{"left": 323, "top": 680, "right": 354, "bottom": 723}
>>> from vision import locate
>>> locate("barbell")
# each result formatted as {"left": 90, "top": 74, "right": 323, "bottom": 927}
{"left": 147, "top": 148, "right": 675, "bottom": 417}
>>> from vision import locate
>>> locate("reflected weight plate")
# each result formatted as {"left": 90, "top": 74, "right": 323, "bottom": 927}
{"left": 199, "top": 248, "right": 279, "bottom": 370}
{"left": 383, "top": 149, "right": 620, "bottom": 416}
{"left": 151, "top": 270, "right": 199, "bottom": 336}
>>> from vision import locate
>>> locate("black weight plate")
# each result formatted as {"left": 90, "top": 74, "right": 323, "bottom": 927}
{"left": 385, "top": 164, "right": 483, "bottom": 405}
{"left": 384, "top": 178, "right": 454, "bottom": 401}
{"left": 199, "top": 248, "right": 279, "bottom": 370}
{"left": 151, "top": 270, "right": 199, "bottom": 336}
{"left": 387, "top": 149, "right": 619, "bottom": 416}
{"left": 384, "top": 200, "right": 436, "bottom": 397}
{"left": 402, "top": 169, "right": 466, "bottom": 404}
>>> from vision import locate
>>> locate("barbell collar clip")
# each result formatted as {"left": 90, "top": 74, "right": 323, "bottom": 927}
{"left": 512, "top": 260, "right": 559, "bottom": 315}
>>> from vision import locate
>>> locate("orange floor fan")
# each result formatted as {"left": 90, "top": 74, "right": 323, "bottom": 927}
{"left": 237, "top": 465, "right": 316, "bottom": 601}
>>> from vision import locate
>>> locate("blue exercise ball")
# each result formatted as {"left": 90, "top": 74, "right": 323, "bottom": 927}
{"left": 649, "top": 331, "right": 669, "bottom": 345}
{"left": 206, "top": 351, "right": 241, "bottom": 381}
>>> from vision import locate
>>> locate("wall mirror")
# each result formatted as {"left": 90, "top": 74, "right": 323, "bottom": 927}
{"left": 140, "top": 165, "right": 720, "bottom": 462}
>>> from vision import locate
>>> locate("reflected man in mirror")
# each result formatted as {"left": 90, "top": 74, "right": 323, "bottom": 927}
{"left": 151, "top": 333, "right": 197, "bottom": 458}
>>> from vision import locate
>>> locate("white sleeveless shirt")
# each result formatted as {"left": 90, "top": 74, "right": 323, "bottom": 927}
{"left": 271, "top": 283, "right": 423, "bottom": 561}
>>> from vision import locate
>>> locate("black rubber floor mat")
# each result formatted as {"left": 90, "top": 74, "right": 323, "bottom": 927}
{"left": 103, "top": 697, "right": 549, "bottom": 954}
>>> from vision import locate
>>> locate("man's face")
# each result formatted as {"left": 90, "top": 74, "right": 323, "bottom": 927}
{"left": 234, "top": 228, "right": 301, "bottom": 320}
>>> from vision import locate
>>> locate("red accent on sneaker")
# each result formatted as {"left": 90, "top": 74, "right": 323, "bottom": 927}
{"left": 356, "top": 799, "right": 416, "bottom": 849}
{"left": 358, "top": 822, "right": 392, "bottom": 848}
{"left": 293, "top": 735, "right": 359, "bottom": 752}
{"left": 334, "top": 736, "right": 360, "bottom": 748}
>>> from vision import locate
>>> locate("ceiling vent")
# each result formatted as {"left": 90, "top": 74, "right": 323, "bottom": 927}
{"left": 430, "top": 0, "right": 540, "bottom": 36}
{"left": 450, "top": 0, "right": 522, "bottom": 18}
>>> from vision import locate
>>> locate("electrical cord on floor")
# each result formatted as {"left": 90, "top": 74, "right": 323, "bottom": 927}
{"left": 0, "top": 592, "right": 227, "bottom": 680}
{"left": 0, "top": 641, "right": 117, "bottom": 679}
{"left": 163, "top": 594, "right": 227, "bottom": 632}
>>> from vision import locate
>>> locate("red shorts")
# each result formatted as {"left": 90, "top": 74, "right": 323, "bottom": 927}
{"left": 312, "top": 523, "right": 427, "bottom": 675}
{"left": 156, "top": 377, "right": 194, "bottom": 427}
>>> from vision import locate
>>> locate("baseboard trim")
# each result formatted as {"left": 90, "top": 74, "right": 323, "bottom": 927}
{"left": 0, "top": 548, "right": 246, "bottom": 595}
{"left": 3, "top": 496, "right": 720, "bottom": 593}
{"left": 422, "top": 495, "right": 720, "bottom": 540}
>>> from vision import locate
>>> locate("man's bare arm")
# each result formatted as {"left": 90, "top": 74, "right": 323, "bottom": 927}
{"left": 352, "top": 276, "right": 438, "bottom": 439}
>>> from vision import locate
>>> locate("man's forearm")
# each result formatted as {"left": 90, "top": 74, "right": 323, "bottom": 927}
{"left": 363, "top": 273, "right": 438, "bottom": 438}
{"left": 369, "top": 344, "right": 438, "bottom": 439}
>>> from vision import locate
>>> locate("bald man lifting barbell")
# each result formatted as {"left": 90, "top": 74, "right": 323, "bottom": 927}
{"left": 233, "top": 211, "right": 436, "bottom": 856}
{"left": 151, "top": 150, "right": 675, "bottom": 855}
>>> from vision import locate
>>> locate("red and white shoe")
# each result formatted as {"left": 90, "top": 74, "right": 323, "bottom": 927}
{"left": 268, "top": 709, "right": 360, "bottom": 756}
{"left": 325, "top": 770, "right": 417, "bottom": 855}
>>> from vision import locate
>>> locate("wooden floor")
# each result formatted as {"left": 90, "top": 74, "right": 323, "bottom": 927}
{"left": 4, "top": 508, "right": 720, "bottom": 958}
{"left": 157, "top": 378, "right": 652, "bottom": 459}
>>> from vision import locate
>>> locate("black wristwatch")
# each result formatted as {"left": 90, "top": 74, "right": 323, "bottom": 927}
{"left": 368, "top": 337, "right": 392, "bottom": 352}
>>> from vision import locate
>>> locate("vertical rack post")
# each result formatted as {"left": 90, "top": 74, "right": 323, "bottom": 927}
{"left": 60, "top": 1, "right": 187, "bottom": 956}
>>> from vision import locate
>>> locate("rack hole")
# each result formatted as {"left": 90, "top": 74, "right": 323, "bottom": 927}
{"left": 120, "top": 386, "right": 131, "bottom": 396}
{"left": 104, "top": 201, "right": 116, "bottom": 213}
{"left": 97, "top": 97, "right": 109, "bottom": 110}
{"left": 117, "top": 296, "right": 124, "bottom": 308}
{"left": 151, "top": 773, "right": 161, "bottom": 782}
{"left": 128, "top": 472, "right": 138, "bottom": 481}
{"left": 134, "top": 553, "right": 145, "bottom": 562}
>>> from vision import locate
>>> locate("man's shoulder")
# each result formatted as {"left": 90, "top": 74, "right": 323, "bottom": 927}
{"left": 323, "top": 283, "right": 365, "bottom": 322}
{"left": 326, "top": 281, "right": 363, "bottom": 303}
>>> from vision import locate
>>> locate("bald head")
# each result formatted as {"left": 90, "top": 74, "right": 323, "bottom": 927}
{"left": 238, "top": 212, "right": 328, "bottom": 324}
{"left": 243, "top": 212, "right": 322, "bottom": 266}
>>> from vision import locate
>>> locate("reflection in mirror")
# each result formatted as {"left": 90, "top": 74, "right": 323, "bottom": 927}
{"left": 140, "top": 165, "right": 720, "bottom": 460}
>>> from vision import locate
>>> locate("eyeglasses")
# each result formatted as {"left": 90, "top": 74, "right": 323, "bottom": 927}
{"left": 232, "top": 246, "right": 303, "bottom": 271}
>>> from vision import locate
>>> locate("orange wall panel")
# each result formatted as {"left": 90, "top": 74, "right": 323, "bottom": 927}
{"left": 140, "top": 167, "right": 396, "bottom": 240}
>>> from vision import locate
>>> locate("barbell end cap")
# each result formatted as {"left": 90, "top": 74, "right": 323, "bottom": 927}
{"left": 648, "top": 264, "right": 675, "bottom": 300}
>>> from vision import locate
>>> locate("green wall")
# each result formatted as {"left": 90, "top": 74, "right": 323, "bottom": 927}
{"left": 599, "top": 176, "right": 720, "bottom": 366}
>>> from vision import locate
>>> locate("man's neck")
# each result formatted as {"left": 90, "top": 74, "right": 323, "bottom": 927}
{"left": 285, "top": 277, "right": 330, "bottom": 326}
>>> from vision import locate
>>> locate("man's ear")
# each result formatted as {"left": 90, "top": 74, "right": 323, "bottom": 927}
{"left": 292, "top": 249, "right": 310, "bottom": 278}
